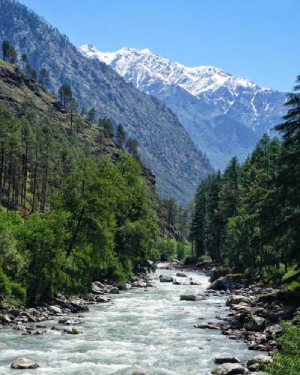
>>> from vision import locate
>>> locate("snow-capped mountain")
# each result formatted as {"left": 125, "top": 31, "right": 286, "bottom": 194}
{"left": 78, "top": 44, "right": 286, "bottom": 169}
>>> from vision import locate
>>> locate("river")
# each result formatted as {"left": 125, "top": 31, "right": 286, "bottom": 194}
{"left": 0, "top": 268, "right": 254, "bottom": 375}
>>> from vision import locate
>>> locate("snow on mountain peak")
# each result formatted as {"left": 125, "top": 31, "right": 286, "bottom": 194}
{"left": 77, "top": 44, "right": 267, "bottom": 98}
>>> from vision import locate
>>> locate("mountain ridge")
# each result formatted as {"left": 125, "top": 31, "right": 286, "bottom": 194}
{"left": 78, "top": 44, "right": 287, "bottom": 169}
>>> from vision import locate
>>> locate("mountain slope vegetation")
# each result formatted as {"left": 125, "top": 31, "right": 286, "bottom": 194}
{"left": 0, "top": 57, "right": 160, "bottom": 304}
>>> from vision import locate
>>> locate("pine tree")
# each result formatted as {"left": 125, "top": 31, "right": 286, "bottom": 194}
{"left": 87, "top": 107, "right": 96, "bottom": 124}
{"left": 58, "top": 84, "right": 73, "bottom": 107}
{"left": 39, "top": 68, "right": 50, "bottom": 88}
{"left": 190, "top": 183, "right": 206, "bottom": 258}
{"left": 273, "top": 76, "right": 300, "bottom": 266}
{"left": 116, "top": 124, "right": 126, "bottom": 148}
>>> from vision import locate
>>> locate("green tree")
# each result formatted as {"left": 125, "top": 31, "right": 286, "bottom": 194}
{"left": 2, "top": 41, "right": 17, "bottom": 64}
{"left": 87, "top": 107, "right": 96, "bottom": 124}
{"left": 58, "top": 84, "right": 73, "bottom": 107}
{"left": 39, "top": 68, "right": 50, "bottom": 88}
{"left": 18, "top": 211, "right": 70, "bottom": 303}
{"left": 116, "top": 124, "right": 126, "bottom": 148}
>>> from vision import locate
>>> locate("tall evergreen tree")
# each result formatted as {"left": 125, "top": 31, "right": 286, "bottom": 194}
{"left": 116, "top": 124, "right": 126, "bottom": 148}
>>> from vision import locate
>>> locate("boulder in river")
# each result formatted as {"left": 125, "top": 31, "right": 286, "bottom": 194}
{"left": 211, "top": 363, "right": 246, "bottom": 375}
{"left": 194, "top": 322, "right": 220, "bottom": 330}
{"left": 91, "top": 282, "right": 105, "bottom": 294}
{"left": 96, "top": 295, "right": 111, "bottom": 303}
{"left": 214, "top": 357, "right": 241, "bottom": 364}
{"left": 180, "top": 294, "right": 198, "bottom": 301}
{"left": 131, "top": 281, "right": 147, "bottom": 288}
{"left": 11, "top": 358, "right": 39, "bottom": 369}
{"left": 159, "top": 276, "right": 173, "bottom": 283}
{"left": 71, "top": 327, "right": 83, "bottom": 335}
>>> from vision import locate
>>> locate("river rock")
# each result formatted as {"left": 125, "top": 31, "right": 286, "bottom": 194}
{"left": 120, "top": 284, "right": 132, "bottom": 290}
{"left": 195, "top": 322, "right": 220, "bottom": 329}
{"left": 96, "top": 296, "right": 111, "bottom": 303}
{"left": 180, "top": 294, "right": 198, "bottom": 301}
{"left": 0, "top": 314, "right": 11, "bottom": 323}
{"left": 265, "top": 324, "right": 282, "bottom": 339}
{"left": 146, "top": 282, "right": 156, "bottom": 288}
{"left": 71, "top": 327, "right": 83, "bottom": 334}
{"left": 131, "top": 281, "right": 147, "bottom": 288}
{"left": 190, "top": 280, "right": 200, "bottom": 285}
{"left": 209, "top": 276, "right": 231, "bottom": 291}
{"left": 58, "top": 318, "right": 81, "bottom": 325}
{"left": 244, "top": 316, "right": 265, "bottom": 332}
{"left": 91, "top": 282, "right": 105, "bottom": 294}
{"left": 214, "top": 357, "right": 241, "bottom": 364}
{"left": 159, "top": 276, "right": 173, "bottom": 283}
{"left": 49, "top": 306, "right": 62, "bottom": 314}
{"left": 226, "top": 295, "right": 252, "bottom": 307}
{"left": 11, "top": 358, "right": 39, "bottom": 369}
{"left": 247, "top": 355, "right": 273, "bottom": 368}
{"left": 211, "top": 363, "right": 246, "bottom": 374}
{"left": 248, "top": 363, "right": 260, "bottom": 372}
{"left": 176, "top": 272, "right": 188, "bottom": 277}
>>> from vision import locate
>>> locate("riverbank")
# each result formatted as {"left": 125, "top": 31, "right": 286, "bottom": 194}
{"left": 191, "top": 262, "right": 300, "bottom": 374}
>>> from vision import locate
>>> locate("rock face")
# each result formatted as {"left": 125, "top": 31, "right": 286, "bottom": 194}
{"left": 11, "top": 358, "right": 39, "bottom": 369}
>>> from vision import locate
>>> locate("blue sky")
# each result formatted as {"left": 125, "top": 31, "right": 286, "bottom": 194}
{"left": 19, "top": 0, "right": 299, "bottom": 92}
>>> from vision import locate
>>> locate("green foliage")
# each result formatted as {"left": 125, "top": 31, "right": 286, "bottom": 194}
{"left": 157, "top": 239, "right": 190, "bottom": 261}
{"left": 18, "top": 211, "right": 71, "bottom": 303}
{"left": 0, "top": 89, "right": 159, "bottom": 305}
{"left": 190, "top": 76, "right": 300, "bottom": 276}
{"left": 265, "top": 323, "right": 300, "bottom": 375}
{"left": 39, "top": 67, "right": 50, "bottom": 87}
{"left": 0, "top": 267, "right": 10, "bottom": 301}
{"left": 87, "top": 107, "right": 96, "bottom": 124}
{"left": 116, "top": 124, "right": 126, "bottom": 148}
{"left": 2, "top": 40, "right": 17, "bottom": 64}
{"left": 58, "top": 83, "right": 73, "bottom": 107}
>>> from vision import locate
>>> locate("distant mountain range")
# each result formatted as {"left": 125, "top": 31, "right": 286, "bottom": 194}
{"left": 78, "top": 45, "right": 287, "bottom": 169}
{"left": 0, "top": 0, "right": 213, "bottom": 205}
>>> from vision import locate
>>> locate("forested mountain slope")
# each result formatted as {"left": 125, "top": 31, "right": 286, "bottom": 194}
{"left": 0, "top": 0, "right": 212, "bottom": 205}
